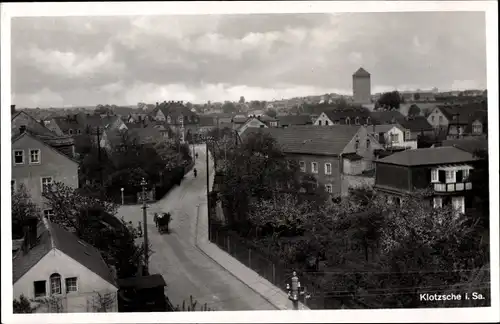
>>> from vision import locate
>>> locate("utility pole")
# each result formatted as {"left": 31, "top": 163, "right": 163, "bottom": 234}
{"left": 141, "top": 178, "right": 149, "bottom": 275}
{"left": 286, "top": 271, "right": 311, "bottom": 310}
{"left": 206, "top": 137, "right": 211, "bottom": 241}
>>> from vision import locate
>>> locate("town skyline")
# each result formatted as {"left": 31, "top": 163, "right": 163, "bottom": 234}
{"left": 11, "top": 12, "right": 486, "bottom": 108}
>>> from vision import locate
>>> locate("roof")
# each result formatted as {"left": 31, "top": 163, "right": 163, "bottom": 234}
{"left": 353, "top": 67, "right": 370, "bottom": 77}
{"left": 437, "top": 102, "right": 487, "bottom": 124}
{"left": 52, "top": 116, "right": 84, "bottom": 132}
{"left": 232, "top": 116, "right": 249, "bottom": 124}
{"left": 376, "top": 146, "right": 478, "bottom": 167}
{"left": 11, "top": 111, "right": 60, "bottom": 138}
{"left": 156, "top": 102, "right": 198, "bottom": 122}
{"left": 240, "top": 125, "right": 361, "bottom": 156}
{"left": 370, "top": 110, "right": 405, "bottom": 124}
{"left": 84, "top": 115, "right": 105, "bottom": 128}
{"left": 398, "top": 116, "right": 433, "bottom": 132}
{"left": 13, "top": 219, "right": 116, "bottom": 286}
{"left": 276, "top": 115, "right": 312, "bottom": 126}
{"left": 198, "top": 116, "right": 217, "bottom": 127}
{"left": 323, "top": 107, "right": 371, "bottom": 122}
{"left": 441, "top": 137, "right": 488, "bottom": 154}
{"left": 117, "top": 274, "right": 166, "bottom": 290}
{"left": 128, "top": 127, "right": 163, "bottom": 144}
{"left": 256, "top": 114, "right": 277, "bottom": 122}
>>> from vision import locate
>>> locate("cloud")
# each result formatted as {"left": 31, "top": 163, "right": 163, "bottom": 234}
{"left": 10, "top": 12, "right": 487, "bottom": 107}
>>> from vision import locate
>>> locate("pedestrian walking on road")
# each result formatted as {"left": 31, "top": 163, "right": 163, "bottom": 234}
{"left": 193, "top": 168, "right": 197, "bottom": 178}
{"left": 153, "top": 213, "right": 159, "bottom": 228}
{"left": 138, "top": 221, "right": 143, "bottom": 237}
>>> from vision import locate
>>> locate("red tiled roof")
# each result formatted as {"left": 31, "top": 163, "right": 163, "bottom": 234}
{"left": 376, "top": 146, "right": 478, "bottom": 166}
{"left": 241, "top": 125, "right": 360, "bottom": 156}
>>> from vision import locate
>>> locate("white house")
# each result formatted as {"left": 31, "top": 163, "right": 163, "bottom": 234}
{"left": 13, "top": 218, "right": 118, "bottom": 313}
{"left": 368, "top": 124, "right": 417, "bottom": 150}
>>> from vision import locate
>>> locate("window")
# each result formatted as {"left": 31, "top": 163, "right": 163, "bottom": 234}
{"left": 29, "top": 149, "right": 41, "bottom": 164}
{"left": 325, "top": 120, "right": 329, "bottom": 126}
{"left": 68, "top": 129, "right": 73, "bottom": 135}
{"left": 345, "top": 117, "right": 351, "bottom": 125}
{"left": 325, "top": 184, "right": 333, "bottom": 193}
{"left": 311, "top": 162, "right": 318, "bottom": 174}
{"left": 438, "top": 116, "right": 443, "bottom": 123}
{"left": 13, "top": 150, "right": 24, "bottom": 165}
{"left": 463, "top": 169, "right": 470, "bottom": 180}
{"left": 405, "top": 131, "right": 411, "bottom": 141}
{"left": 390, "top": 133, "right": 399, "bottom": 143}
{"left": 77, "top": 129, "right": 82, "bottom": 135}
{"left": 472, "top": 123, "right": 482, "bottom": 134}
{"left": 355, "top": 139, "right": 360, "bottom": 150}
{"left": 318, "top": 120, "right": 322, "bottom": 126}
{"left": 41, "top": 177, "right": 53, "bottom": 193}
{"left": 431, "top": 115, "right": 435, "bottom": 122}
{"left": 324, "top": 163, "right": 332, "bottom": 175}
{"left": 445, "top": 170, "right": 455, "bottom": 183}
{"left": 11, "top": 180, "right": 16, "bottom": 192}
{"left": 43, "top": 209, "right": 55, "bottom": 219}
{"left": 355, "top": 117, "right": 360, "bottom": 125}
{"left": 50, "top": 273, "right": 61, "bottom": 295}
{"left": 34, "top": 281, "right": 47, "bottom": 298}
{"left": 452, "top": 196, "right": 465, "bottom": 214}
{"left": 366, "top": 139, "right": 370, "bottom": 148}
{"left": 374, "top": 133, "right": 379, "bottom": 140}
{"left": 167, "top": 116, "right": 171, "bottom": 123}
{"left": 366, "top": 117, "right": 371, "bottom": 125}
{"left": 431, "top": 169, "right": 439, "bottom": 182}
{"left": 65, "top": 277, "right": 78, "bottom": 293}
{"left": 299, "top": 161, "right": 306, "bottom": 172}
{"left": 433, "top": 197, "right": 443, "bottom": 208}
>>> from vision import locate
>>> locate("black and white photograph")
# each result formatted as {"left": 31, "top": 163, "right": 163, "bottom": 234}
{"left": 1, "top": 1, "right": 498, "bottom": 323}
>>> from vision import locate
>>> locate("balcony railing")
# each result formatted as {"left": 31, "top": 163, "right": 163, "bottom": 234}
{"left": 434, "top": 182, "right": 472, "bottom": 192}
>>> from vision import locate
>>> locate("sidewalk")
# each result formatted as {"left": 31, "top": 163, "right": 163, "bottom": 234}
{"left": 195, "top": 200, "right": 309, "bottom": 311}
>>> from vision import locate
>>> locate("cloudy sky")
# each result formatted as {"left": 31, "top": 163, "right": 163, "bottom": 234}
{"left": 11, "top": 11, "right": 486, "bottom": 108}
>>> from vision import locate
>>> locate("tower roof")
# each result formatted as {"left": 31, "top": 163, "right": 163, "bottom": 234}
{"left": 353, "top": 67, "right": 370, "bottom": 77}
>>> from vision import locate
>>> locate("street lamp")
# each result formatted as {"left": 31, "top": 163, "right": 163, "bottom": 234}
{"left": 140, "top": 178, "right": 149, "bottom": 275}
{"left": 121, "top": 188, "right": 124, "bottom": 205}
{"left": 286, "top": 271, "right": 311, "bottom": 310}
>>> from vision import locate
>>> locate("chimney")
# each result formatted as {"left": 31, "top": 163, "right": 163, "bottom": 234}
{"left": 11, "top": 104, "right": 16, "bottom": 114}
{"left": 19, "top": 125, "right": 27, "bottom": 134}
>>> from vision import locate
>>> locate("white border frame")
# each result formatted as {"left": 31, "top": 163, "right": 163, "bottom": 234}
{"left": 1, "top": 1, "right": 498, "bottom": 323}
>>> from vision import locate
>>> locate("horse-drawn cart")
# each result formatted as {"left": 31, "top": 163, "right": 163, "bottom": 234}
{"left": 154, "top": 213, "right": 171, "bottom": 234}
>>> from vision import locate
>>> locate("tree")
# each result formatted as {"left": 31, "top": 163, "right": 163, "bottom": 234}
{"left": 42, "top": 181, "right": 117, "bottom": 237}
{"left": 265, "top": 108, "right": 277, "bottom": 118}
{"left": 408, "top": 104, "right": 421, "bottom": 117}
{"left": 377, "top": 91, "right": 402, "bottom": 110}
{"left": 13, "top": 295, "right": 37, "bottom": 313}
{"left": 222, "top": 101, "right": 237, "bottom": 113}
{"left": 12, "top": 184, "right": 40, "bottom": 239}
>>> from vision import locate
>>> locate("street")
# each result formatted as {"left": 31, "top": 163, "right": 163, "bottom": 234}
{"left": 117, "top": 145, "right": 277, "bottom": 311}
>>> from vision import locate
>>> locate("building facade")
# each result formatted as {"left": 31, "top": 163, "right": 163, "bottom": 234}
{"left": 352, "top": 67, "right": 371, "bottom": 104}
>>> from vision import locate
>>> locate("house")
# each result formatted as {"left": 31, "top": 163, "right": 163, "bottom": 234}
{"left": 13, "top": 217, "right": 118, "bottom": 313}
{"left": 374, "top": 146, "right": 480, "bottom": 214}
{"left": 367, "top": 124, "right": 418, "bottom": 150}
{"left": 12, "top": 129, "right": 79, "bottom": 213}
{"left": 248, "top": 110, "right": 265, "bottom": 117}
{"left": 426, "top": 102, "right": 487, "bottom": 138}
{"left": 44, "top": 115, "right": 86, "bottom": 137}
{"left": 276, "top": 115, "right": 312, "bottom": 128}
{"left": 314, "top": 107, "right": 372, "bottom": 126}
{"left": 152, "top": 101, "right": 199, "bottom": 141}
{"left": 440, "top": 137, "right": 488, "bottom": 154}
{"left": 236, "top": 117, "right": 268, "bottom": 136}
{"left": 239, "top": 125, "right": 369, "bottom": 195}
{"left": 397, "top": 116, "right": 435, "bottom": 141}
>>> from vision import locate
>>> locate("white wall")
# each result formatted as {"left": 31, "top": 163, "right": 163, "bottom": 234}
{"left": 14, "top": 249, "right": 118, "bottom": 313}
{"left": 313, "top": 113, "right": 333, "bottom": 126}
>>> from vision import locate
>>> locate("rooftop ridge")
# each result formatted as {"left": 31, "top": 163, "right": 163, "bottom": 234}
{"left": 42, "top": 217, "right": 56, "bottom": 249}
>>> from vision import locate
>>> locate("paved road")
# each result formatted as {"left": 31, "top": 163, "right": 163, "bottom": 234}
{"left": 117, "top": 145, "right": 276, "bottom": 311}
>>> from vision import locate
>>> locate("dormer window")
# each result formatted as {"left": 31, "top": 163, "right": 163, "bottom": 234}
{"left": 345, "top": 117, "right": 351, "bottom": 125}
{"left": 366, "top": 117, "right": 371, "bottom": 125}
{"left": 167, "top": 116, "right": 172, "bottom": 123}
{"left": 355, "top": 117, "right": 360, "bottom": 125}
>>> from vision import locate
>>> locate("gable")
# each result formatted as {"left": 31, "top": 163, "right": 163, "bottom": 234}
{"left": 12, "top": 133, "right": 78, "bottom": 167}
{"left": 14, "top": 248, "right": 117, "bottom": 300}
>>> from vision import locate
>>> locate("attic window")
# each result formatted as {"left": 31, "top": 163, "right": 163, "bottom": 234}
{"left": 355, "top": 117, "right": 360, "bottom": 125}
{"left": 345, "top": 117, "right": 351, "bottom": 125}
